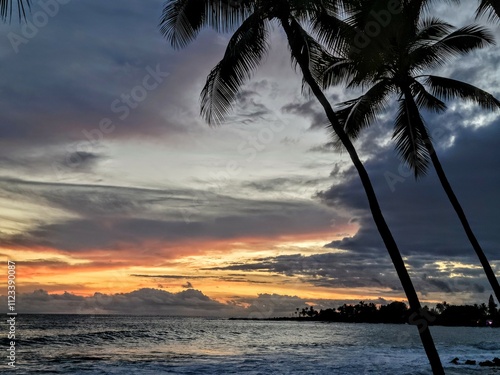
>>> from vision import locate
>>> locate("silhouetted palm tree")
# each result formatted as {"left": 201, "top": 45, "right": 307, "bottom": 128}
{"left": 161, "top": 1, "right": 444, "bottom": 373}
{"left": 488, "top": 294, "right": 497, "bottom": 319}
{"left": 320, "top": 1, "right": 500, "bottom": 305}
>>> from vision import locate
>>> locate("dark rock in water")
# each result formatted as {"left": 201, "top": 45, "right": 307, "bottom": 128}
{"left": 494, "top": 358, "right": 500, "bottom": 365}
{"left": 479, "top": 360, "right": 494, "bottom": 367}
{"left": 450, "top": 357, "right": 459, "bottom": 364}
{"left": 464, "top": 360, "right": 476, "bottom": 365}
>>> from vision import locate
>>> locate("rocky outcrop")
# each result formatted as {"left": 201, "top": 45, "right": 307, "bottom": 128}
{"left": 450, "top": 357, "right": 500, "bottom": 367}
{"left": 479, "top": 358, "right": 500, "bottom": 367}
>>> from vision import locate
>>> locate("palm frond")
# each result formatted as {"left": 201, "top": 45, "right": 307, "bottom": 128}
{"left": 348, "top": 0, "right": 406, "bottom": 28}
{"left": 476, "top": 0, "right": 500, "bottom": 22}
{"left": 336, "top": 79, "right": 393, "bottom": 139}
{"left": 280, "top": 19, "right": 316, "bottom": 76}
{"left": 412, "top": 24, "right": 495, "bottom": 70}
{"left": 309, "top": 7, "right": 352, "bottom": 56}
{"left": 283, "top": 19, "right": 318, "bottom": 96}
{"left": 289, "top": 0, "right": 343, "bottom": 23}
{"left": 1, "top": 0, "right": 30, "bottom": 22}
{"left": 411, "top": 79, "right": 447, "bottom": 113}
{"left": 425, "top": 75, "right": 500, "bottom": 110}
{"left": 414, "top": 17, "right": 453, "bottom": 43}
{"left": 160, "top": 0, "right": 253, "bottom": 49}
{"left": 283, "top": 18, "right": 342, "bottom": 96}
{"left": 200, "top": 13, "right": 269, "bottom": 125}
{"left": 316, "top": 56, "right": 356, "bottom": 89}
{"left": 435, "top": 24, "right": 495, "bottom": 54}
{"left": 392, "top": 96, "right": 431, "bottom": 178}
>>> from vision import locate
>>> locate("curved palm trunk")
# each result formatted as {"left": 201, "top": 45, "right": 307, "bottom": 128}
{"left": 280, "top": 20, "right": 444, "bottom": 375}
{"left": 421, "top": 124, "right": 500, "bottom": 305}
{"left": 403, "top": 86, "right": 500, "bottom": 305}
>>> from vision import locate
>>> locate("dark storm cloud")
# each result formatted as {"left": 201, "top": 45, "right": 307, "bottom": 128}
{"left": 470, "top": 283, "right": 485, "bottom": 294}
{"left": 206, "top": 252, "right": 402, "bottom": 289}
{"left": 0, "top": 0, "right": 222, "bottom": 151}
{"left": 206, "top": 250, "right": 493, "bottom": 300}
{"left": 309, "top": 104, "right": 500, "bottom": 301}
{"left": 320, "top": 115, "right": 500, "bottom": 255}
{"left": 131, "top": 274, "right": 271, "bottom": 285}
{"left": 425, "top": 278, "right": 453, "bottom": 294}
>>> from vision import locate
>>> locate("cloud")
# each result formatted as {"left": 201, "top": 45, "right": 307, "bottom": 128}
{"left": 319, "top": 120, "right": 500, "bottom": 256}
{"left": 310, "top": 102, "right": 500, "bottom": 303}
{"left": 0, "top": 177, "right": 349, "bottom": 255}
{"left": 281, "top": 99, "right": 328, "bottom": 130}
{"left": 205, "top": 249, "right": 494, "bottom": 303}
{"left": 0, "top": 1, "right": 185, "bottom": 143}
{"left": 232, "top": 88, "right": 274, "bottom": 123}
{"left": 241, "top": 175, "right": 330, "bottom": 199}
{"left": 131, "top": 274, "right": 210, "bottom": 280}
{"left": 206, "top": 252, "right": 402, "bottom": 290}
{"left": 0, "top": 288, "right": 235, "bottom": 316}
{"left": 307, "top": 142, "right": 336, "bottom": 153}
{"left": 0, "top": 0, "right": 497, "bottom": 308}
{"left": 0, "top": 288, "right": 401, "bottom": 317}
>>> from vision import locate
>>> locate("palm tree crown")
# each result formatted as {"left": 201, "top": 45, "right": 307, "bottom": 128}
{"left": 321, "top": 3, "right": 499, "bottom": 176}
{"left": 161, "top": 0, "right": 346, "bottom": 125}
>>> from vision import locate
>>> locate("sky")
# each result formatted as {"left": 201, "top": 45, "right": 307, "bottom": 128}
{"left": 0, "top": 1, "right": 499, "bottom": 317}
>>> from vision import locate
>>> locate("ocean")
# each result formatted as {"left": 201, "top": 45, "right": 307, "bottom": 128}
{"left": 8, "top": 314, "right": 500, "bottom": 374}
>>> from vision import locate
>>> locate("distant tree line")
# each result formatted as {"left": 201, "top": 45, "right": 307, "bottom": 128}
{"left": 288, "top": 295, "right": 499, "bottom": 327}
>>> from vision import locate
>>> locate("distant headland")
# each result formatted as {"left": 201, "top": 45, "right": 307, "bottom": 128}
{"left": 232, "top": 295, "right": 499, "bottom": 328}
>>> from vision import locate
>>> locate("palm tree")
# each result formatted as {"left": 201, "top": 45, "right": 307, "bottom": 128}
{"left": 160, "top": 1, "right": 444, "bottom": 373}
{"left": 1, "top": 0, "right": 30, "bottom": 22}
{"left": 319, "top": 1, "right": 500, "bottom": 304}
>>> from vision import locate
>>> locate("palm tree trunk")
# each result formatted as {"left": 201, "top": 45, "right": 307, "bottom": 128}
{"left": 402, "top": 86, "right": 500, "bottom": 306}
{"left": 422, "top": 126, "right": 500, "bottom": 305}
{"left": 280, "top": 19, "right": 444, "bottom": 375}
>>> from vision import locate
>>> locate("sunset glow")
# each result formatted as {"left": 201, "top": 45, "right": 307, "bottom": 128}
{"left": 0, "top": 0, "right": 498, "bottom": 317}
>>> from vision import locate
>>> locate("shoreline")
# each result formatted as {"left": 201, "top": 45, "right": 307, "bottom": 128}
{"left": 228, "top": 316, "right": 499, "bottom": 328}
